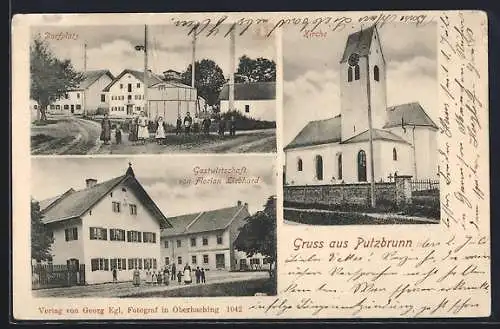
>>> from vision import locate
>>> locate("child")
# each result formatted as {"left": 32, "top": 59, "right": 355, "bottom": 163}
{"left": 201, "top": 268, "right": 206, "bottom": 283}
{"left": 155, "top": 117, "right": 166, "bottom": 144}
{"left": 157, "top": 271, "right": 163, "bottom": 285}
{"left": 177, "top": 270, "right": 182, "bottom": 284}
{"left": 115, "top": 124, "right": 122, "bottom": 144}
{"left": 151, "top": 271, "right": 157, "bottom": 285}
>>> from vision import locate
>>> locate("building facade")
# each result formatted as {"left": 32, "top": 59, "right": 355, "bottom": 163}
{"left": 37, "top": 164, "right": 172, "bottom": 284}
{"left": 219, "top": 82, "right": 276, "bottom": 122}
{"left": 284, "top": 26, "right": 438, "bottom": 186}
{"left": 161, "top": 201, "right": 270, "bottom": 272}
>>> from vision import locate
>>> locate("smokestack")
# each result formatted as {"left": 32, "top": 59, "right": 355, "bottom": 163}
{"left": 86, "top": 178, "right": 97, "bottom": 188}
{"left": 237, "top": 200, "right": 242, "bottom": 207}
{"left": 229, "top": 28, "right": 235, "bottom": 112}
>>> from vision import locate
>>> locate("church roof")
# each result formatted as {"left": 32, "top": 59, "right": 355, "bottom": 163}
{"left": 383, "top": 102, "right": 438, "bottom": 129}
{"left": 340, "top": 26, "right": 376, "bottom": 63}
{"left": 161, "top": 204, "right": 250, "bottom": 237}
{"left": 340, "top": 129, "right": 411, "bottom": 144}
{"left": 284, "top": 115, "right": 341, "bottom": 150}
{"left": 39, "top": 167, "right": 172, "bottom": 229}
{"left": 219, "top": 82, "right": 276, "bottom": 101}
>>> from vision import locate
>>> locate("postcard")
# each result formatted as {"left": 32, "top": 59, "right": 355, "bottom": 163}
{"left": 11, "top": 10, "right": 489, "bottom": 320}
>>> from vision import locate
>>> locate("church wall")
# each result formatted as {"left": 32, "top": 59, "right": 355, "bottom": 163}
{"left": 340, "top": 56, "right": 370, "bottom": 142}
{"left": 414, "top": 128, "right": 439, "bottom": 180}
{"left": 377, "top": 141, "right": 414, "bottom": 181}
{"left": 367, "top": 31, "right": 388, "bottom": 130}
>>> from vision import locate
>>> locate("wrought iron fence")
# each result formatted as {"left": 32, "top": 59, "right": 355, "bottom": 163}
{"left": 410, "top": 179, "right": 440, "bottom": 194}
{"left": 32, "top": 264, "right": 86, "bottom": 290}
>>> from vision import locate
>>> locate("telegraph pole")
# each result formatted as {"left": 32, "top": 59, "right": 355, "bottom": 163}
{"left": 366, "top": 56, "right": 376, "bottom": 208}
{"left": 191, "top": 30, "right": 196, "bottom": 116}
{"left": 83, "top": 42, "right": 87, "bottom": 116}
{"left": 229, "top": 27, "right": 236, "bottom": 112}
{"left": 144, "top": 25, "right": 148, "bottom": 117}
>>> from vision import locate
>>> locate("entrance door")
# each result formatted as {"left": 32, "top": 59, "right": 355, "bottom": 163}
{"left": 239, "top": 259, "right": 247, "bottom": 271}
{"left": 66, "top": 258, "right": 79, "bottom": 285}
{"left": 357, "top": 150, "right": 367, "bottom": 182}
{"left": 215, "top": 254, "right": 225, "bottom": 269}
{"left": 127, "top": 104, "right": 133, "bottom": 115}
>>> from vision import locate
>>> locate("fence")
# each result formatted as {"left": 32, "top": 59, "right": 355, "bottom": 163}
{"left": 411, "top": 179, "right": 440, "bottom": 194}
{"left": 32, "top": 264, "right": 86, "bottom": 290}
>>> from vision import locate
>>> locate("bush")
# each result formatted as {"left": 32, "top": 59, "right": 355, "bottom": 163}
{"left": 219, "top": 110, "right": 276, "bottom": 130}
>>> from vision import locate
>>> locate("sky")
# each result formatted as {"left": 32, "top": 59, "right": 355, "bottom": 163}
{"left": 31, "top": 24, "right": 276, "bottom": 78}
{"left": 283, "top": 22, "right": 437, "bottom": 146}
{"left": 31, "top": 156, "right": 276, "bottom": 217}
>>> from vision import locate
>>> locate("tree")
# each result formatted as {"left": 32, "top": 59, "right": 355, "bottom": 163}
{"left": 181, "top": 59, "right": 226, "bottom": 106}
{"left": 30, "top": 35, "right": 84, "bottom": 121}
{"left": 234, "top": 196, "right": 277, "bottom": 278}
{"left": 31, "top": 199, "right": 54, "bottom": 262}
{"left": 235, "top": 55, "right": 276, "bottom": 83}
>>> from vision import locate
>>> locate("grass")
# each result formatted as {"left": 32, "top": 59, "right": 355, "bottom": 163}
{"left": 32, "top": 119, "right": 59, "bottom": 126}
{"left": 284, "top": 209, "right": 438, "bottom": 225}
{"left": 122, "top": 278, "right": 277, "bottom": 298}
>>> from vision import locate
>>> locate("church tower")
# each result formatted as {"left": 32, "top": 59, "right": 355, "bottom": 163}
{"left": 339, "top": 25, "right": 388, "bottom": 142}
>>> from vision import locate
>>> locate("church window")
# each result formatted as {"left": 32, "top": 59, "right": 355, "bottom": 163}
{"left": 354, "top": 65, "right": 360, "bottom": 80}
{"left": 393, "top": 148, "right": 398, "bottom": 161}
{"left": 374, "top": 65, "right": 380, "bottom": 82}
{"left": 337, "top": 154, "right": 343, "bottom": 180}
{"left": 315, "top": 155, "right": 323, "bottom": 181}
{"left": 357, "top": 150, "right": 367, "bottom": 182}
{"left": 347, "top": 67, "right": 353, "bottom": 82}
{"left": 297, "top": 158, "right": 303, "bottom": 172}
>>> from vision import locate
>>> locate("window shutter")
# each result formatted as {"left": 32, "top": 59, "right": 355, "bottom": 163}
{"left": 65, "top": 229, "right": 69, "bottom": 241}
{"left": 139, "top": 259, "right": 143, "bottom": 269}
{"left": 153, "top": 259, "right": 157, "bottom": 269}
{"left": 138, "top": 232, "right": 142, "bottom": 242}
{"left": 74, "top": 228, "right": 78, "bottom": 240}
{"left": 153, "top": 233, "right": 156, "bottom": 244}
{"left": 122, "top": 258, "right": 126, "bottom": 270}
{"left": 90, "top": 227, "right": 95, "bottom": 240}
{"left": 128, "top": 258, "right": 132, "bottom": 269}
{"left": 127, "top": 231, "right": 131, "bottom": 242}
{"left": 104, "top": 259, "right": 109, "bottom": 271}
{"left": 103, "top": 229, "right": 108, "bottom": 240}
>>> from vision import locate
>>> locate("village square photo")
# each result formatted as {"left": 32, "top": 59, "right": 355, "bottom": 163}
{"left": 30, "top": 22, "right": 277, "bottom": 155}
{"left": 282, "top": 21, "right": 441, "bottom": 225}
{"left": 30, "top": 156, "right": 277, "bottom": 298}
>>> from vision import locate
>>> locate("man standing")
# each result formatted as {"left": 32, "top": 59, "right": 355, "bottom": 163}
{"left": 184, "top": 112, "right": 193, "bottom": 135}
{"left": 112, "top": 267, "right": 117, "bottom": 283}
{"left": 176, "top": 114, "right": 182, "bottom": 135}
{"left": 229, "top": 115, "right": 236, "bottom": 136}
{"left": 171, "top": 263, "right": 176, "bottom": 281}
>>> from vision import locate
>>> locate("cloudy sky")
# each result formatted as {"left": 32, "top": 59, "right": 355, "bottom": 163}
{"left": 31, "top": 23, "right": 276, "bottom": 78}
{"left": 283, "top": 22, "right": 437, "bottom": 146}
{"left": 31, "top": 156, "right": 276, "bottom": 217}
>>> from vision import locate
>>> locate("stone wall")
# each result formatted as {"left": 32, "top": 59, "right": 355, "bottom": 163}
{"left": 284, "top": 176, "right": 412, "bottom": 208}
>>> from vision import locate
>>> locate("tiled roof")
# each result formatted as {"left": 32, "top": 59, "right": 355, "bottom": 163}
{"left": 340, "top": 129, "right": 411, "bottom": 144}
{"left": 284, "top": 115, "right": 342, "bottom": 150}
{"left": 102, "top": 69, "right": 166, "bottom": 92}
{"left": 161, "top": 205, "right": 250, "bottom": 237}
{"left": 38, "top": 188, "right": 75, "bottom": 212}
{"left": 383, "top": 102, "right": 438, "bottom": 129}
{"left": 39, "top": 171, "right": 172, "bottom": 228}
{"left": 77, "top": 70, "right": 114, "bottom": 90}
{"left": 219, "top": 82, "right": 276, "bottom": 101}
{"left": 340, "top": 26, "right": 376, "bottom": 63}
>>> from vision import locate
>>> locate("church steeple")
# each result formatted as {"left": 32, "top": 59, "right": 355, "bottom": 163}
{"left": 125, "top": 162, "right": 135, "bottom": 177}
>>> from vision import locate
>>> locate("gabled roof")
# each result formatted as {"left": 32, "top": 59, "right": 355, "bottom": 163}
{"left": 284, "top": 115, "right": 341, "bottom": 150}
{"left": 77, "top": 70, "right": 114, "bottom": 90}
{"left": 161, "top": 204, "right": 250, "bottom": 237}
{"left": 219, "top": 82, "right": 275, "bottom": 101}
{"left": 383, "top": 102, "right": 438, "bottom": 129}
{"left": 102, "top": 69, "right": 165, "bottom": 92}
{"left": 340, "top": 129, "right": 411, "bottom": 145}
{"left": 39, "top": 168, "right": 172, "bottom": 229}
{"left": 340, "top": 25, "right": 376, "bottom": 63}
{"left": 39, "top": 188, "right": 75, "bottom": 213}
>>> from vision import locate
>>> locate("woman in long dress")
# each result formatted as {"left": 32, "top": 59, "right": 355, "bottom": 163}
{"left": 183, "top": 265, "right": 192, "bottom": 285}
{"left": 155, "top": 116, "right": 166, "bottom": 144}
{"left": 132, "top": 267, "right": 140, "bottom": 287}
{"left": 137, "top": 111, "right": 149, "bottom": 144}
{"left": 145, "top": 269, "right": 152, "bottom": 284}
{"left": 129, "top": 116, "right": 138, "bottom": 143}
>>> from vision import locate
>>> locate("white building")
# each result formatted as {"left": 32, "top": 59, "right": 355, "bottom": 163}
{"left": 48, "top": 70, "right": 114, "bottom": 115}
{"left": 102, "top": 69, "right": 198, "bottom": 124}
{"left": 284, "top": 26, "right": 438, "bottom": 186}
{"left": 161, "top": 201, "right": 271, "bottom": 272}
{"left": 219, "top": 82, "right": 276, "bottom": 122}
{"left": 37, "top": 164, "right": 172, "bottom": 285}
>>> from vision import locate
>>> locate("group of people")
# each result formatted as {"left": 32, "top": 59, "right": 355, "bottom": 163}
{"left": 130, "top": 263, "right": 208, "bottom": 288}
{"left": 99, "top": 111, "right": 239, "bottom": 147}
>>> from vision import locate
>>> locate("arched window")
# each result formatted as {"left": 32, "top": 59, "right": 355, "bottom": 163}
{"left": 393, "top": 148, "right": 397, "bottom": 161}
{"left": 374, "top": 65, "right": 380, "bottom": 81}
{"left": 347, "top": 67, "right": 353, "bottom": 82}
{"left": 315, "top": 155, "right": 323, "bottom": 181}
{"left": 354, "top": 65, "right": 360, "bottom": 80}
{"left": 337, "top": 154, "right": 343, "bottom": 180}
{"left": 357, "top": 150, "right": 367, "bottom": 182}
{"left": 297, "top": 158, "right": 303, "bottom": 171}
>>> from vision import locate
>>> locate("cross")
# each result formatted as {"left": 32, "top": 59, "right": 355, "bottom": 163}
{"left": 387, "top": 173, "right": 393, "bottom": 182}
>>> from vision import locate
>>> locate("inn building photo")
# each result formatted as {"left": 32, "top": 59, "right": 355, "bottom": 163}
{"left": 30, "top": 156, "right": 277, "bottom": 297}
{"left": 282, "top": 22, "right": 441, "bottom": 225}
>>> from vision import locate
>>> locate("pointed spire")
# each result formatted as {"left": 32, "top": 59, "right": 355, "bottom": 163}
{"left": 126, "top": 162, "right": 135, "bottom": 177}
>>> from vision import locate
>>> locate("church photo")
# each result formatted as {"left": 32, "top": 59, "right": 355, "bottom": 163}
{"left": 282, "top": 22, "right": 440, "bottom": 225}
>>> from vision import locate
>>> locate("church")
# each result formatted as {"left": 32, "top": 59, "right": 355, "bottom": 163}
{"left": 284, "top": 25, "right": 438, "bottom": 186}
